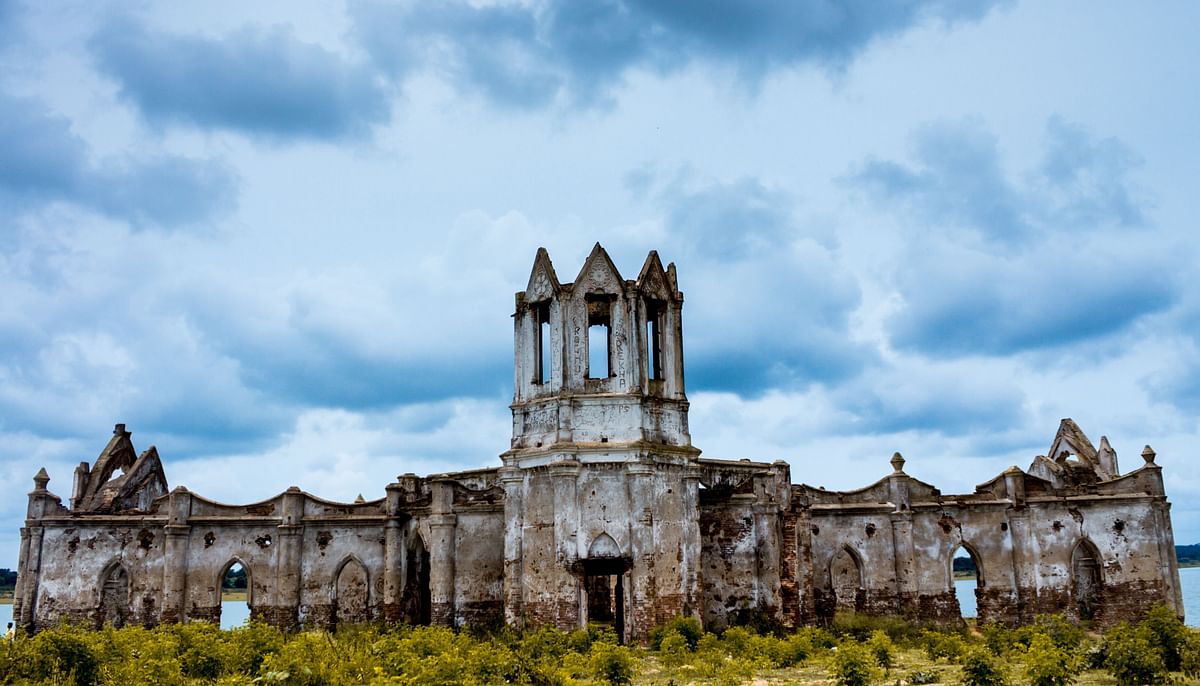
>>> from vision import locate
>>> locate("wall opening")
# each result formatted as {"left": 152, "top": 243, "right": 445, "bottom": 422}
{"left": 586, "top": 296, "right": 614, "bottom": 379}
{"left": 645, "top": 301, "right": 664, "bottom": 381}
{"left": 1072, "top": 540, "right": 1103, "bottom": 621}
{"left": 535, "top": 302, "right": 551, "bottom": 385}
{"left": 951, "top": 545, "right": 982, "bottom": 619}
{"left": 581, "top": 558, "right": 627, "bottom": 643}
{"left": 829, "top": 547, "right": 864, "bottom": 613}
{"left": 98, "top": 563, "right": 129, "bottom": 628}
{"left": 404, "top": 538, "right": 431, "bottom": 625}
{"left": 219, "top": 560, "right": 251, "bottom": 629}
{"left": 335, "top": 558, "right": 369, "bottom": 628}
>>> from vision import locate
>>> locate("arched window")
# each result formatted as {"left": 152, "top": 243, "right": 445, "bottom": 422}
{"left": 1072, "top": 540, "right": 1103, "bottom": 620}
{"left": 950, "top": 543, "right": 984, "bottom": 619}
{"left": 830, "top": 546, "right": 864, "bottom": 612}
{"left": 335, "top": 557, "right": 369, "bottom": 627}
{"left": 218, "top": 559, "right": 252, "bottom": 629}
{"left": 98, "top": 563, "right": 129, "bottom": 628}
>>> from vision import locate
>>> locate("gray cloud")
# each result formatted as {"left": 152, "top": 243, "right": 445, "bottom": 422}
{"left": 849, "top": 117, "right": 1148, "bottom": 246}
{"left": 0, "top": 93, "right": 237, "bottom": 228}
{"left": 351, "top": 0, "right": 1008, "bottom": 108}
{"left": 90, "top": 18, "right": 390, "bottom": 140}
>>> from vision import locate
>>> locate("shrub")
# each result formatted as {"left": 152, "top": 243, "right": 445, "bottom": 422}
{"left": 721, "top": 625, "right": 754, "bottom": 653}
{"left": 1180, "top": 632, "right": 1200, "bottom": 678}
{"left": 648, "top": 615, "right": 703, "bottom": 651}
{"left": 24, "top": 626, "right": 102, "bottom": 686}
{"left": 868, "top": 630, "right": 894, "bottom": 672}
{"left": 770, "top": 632, "right": 812, "bottom": 667}
{"left": 590, "top": 642, "right": 635, "bottom": 686}
{"left": 1033, "top": 614, "right": 1085, "bottom": 652}
{"left": 921, "top": 629, "right": 965, "bottom": 662}
{"left": 960, "top": 647, "right": 1007, "bottom": 686}
{"left": 1103, "top": 623, "right": 1168, "bottom": 686}
{"left": 832, "top": 611, "right": 920, "bottom": 644}
{"left": 1139, "top": 603, "right": 1188, "bottom": 672}
{"left": 830, "top": 642, "right": 878, "bottom": 686}
{"left": 659, "top": 630, "right": 690, "bottom": 667}
{"left": 1023, "top": 633, "right": 1080, "bottom": 686}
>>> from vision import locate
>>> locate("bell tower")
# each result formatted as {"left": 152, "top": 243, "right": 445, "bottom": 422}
{"left": 508, "top": 243, "right": 696, "bottom": 455}
{"left": 500, "top": 244, "right": 702, "bottom": 642}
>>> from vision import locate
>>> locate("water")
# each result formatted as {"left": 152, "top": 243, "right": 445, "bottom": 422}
{"left": 5, "top": 568, "right": 1200, "bottom": 629}
{"left": 956, "top": 566, "right": 1200, "bottom": 625}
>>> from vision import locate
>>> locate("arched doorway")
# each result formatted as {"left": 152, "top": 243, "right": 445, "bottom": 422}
{"left": 403, "top": 536, "right": 431, "bottom": 625}
{"left": 98, "top": 563, "right": 129, "bottom": 628}
{"left": 950, "top": 544, "right": 983, "bottom": 619}
{"left": 335, "top": 558, "right": 369, "bottom": 628}
{"left": 1072, "top": 540, "right": 1103, "bottom": 621}
{"left": 218, "top": 560, "right": 252, "bottom": 629}
{"left": 581, "top": 533, "right": 629, "bottom": 643}
{"left": 830, "top": 547, "right": 864, "bottom": 612}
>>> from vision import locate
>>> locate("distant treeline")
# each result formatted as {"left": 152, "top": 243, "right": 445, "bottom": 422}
{"left": 0, "top": 568, "right": 16, "bottom": 589}
{"left": 222, "top": 566, "right": 247, "bottom": 590}
{"left": 952, "top": 545, "right": 1200, "bottom": 575}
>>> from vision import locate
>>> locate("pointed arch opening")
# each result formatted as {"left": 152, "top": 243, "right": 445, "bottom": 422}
{"left": 950, "top": 543, "right": 984, "bottom": 619}
{"left": 98, "top": 561, "right": 129, "bottom": 628}
{"left": 1072, "top": 539, "right": 1104, "bottom": 621}
{"left": 829, "top": 546, "right": 864, "bottom": 613}
{"left": 218, "top": 558, "right": 251, "bottom": 629}
{"left": 581, "top": 532, "right": 630, "bottom": 643}
{"left": 403, "top": 534, "right": 431, "bottom": 625}
{"left": 334, "top": 556, "right": 370, "bottom": 628}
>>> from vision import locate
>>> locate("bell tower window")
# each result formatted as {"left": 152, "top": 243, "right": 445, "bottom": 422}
{"left": 534, "top": 302, "right": 550, "bottom": 385}
{"left": 645, "top": 301, "right": 664, "bottom": 381}
{"left": 586, "top": 295, "right": 614, "bottom": 379}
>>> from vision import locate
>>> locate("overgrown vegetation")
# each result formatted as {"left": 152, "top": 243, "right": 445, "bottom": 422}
{"left": 1, "top": 605, "right": 1198, "bottom": 685}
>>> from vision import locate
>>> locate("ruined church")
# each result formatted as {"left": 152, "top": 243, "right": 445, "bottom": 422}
{"left": 13, "top": 246, "right": 1184, "bottom": 640}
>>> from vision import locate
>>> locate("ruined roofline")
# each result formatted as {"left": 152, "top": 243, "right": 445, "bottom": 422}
{"left": 516, "top": 244, "right": 683, "bottom": 304}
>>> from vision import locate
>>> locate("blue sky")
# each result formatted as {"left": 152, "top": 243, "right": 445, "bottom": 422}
{"left": 2, "top": 0, "right": 1199, "bottom": 568}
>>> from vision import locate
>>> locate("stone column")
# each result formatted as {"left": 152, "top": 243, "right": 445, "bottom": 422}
{"left": 20, "top": 527, "right": 44, "bottom": 628}
{"left": 753, "top": 473, "right": 782, "bottom": 618}
{"left": 273, "top": 487, "right": 304, "bottom": 629}
{"left": 1004, "top": 467, "right": 1032, "bottom": 624}
{"left": 499, "top": 466, "right": 526, "bottom": 628}
{"left": 888, "top": 455, "right": 915, "bottom": 616}
{"left": 680, "top": 465, "right": 703, "bottom": 617}
{"left": 550, "top": 459, "right": 581, "bottom": 630}
{"left": 626, "top": 461, "right": 655, "bottom": 640}
{"left": 13, "top": 527, "right": 31, "bottom": 627}
{"left": 383, "top": 482, "right": 405, "bottom": 621}
{"left": 162, "top": 487, "right": 192, "bottom": 624}
{"left": 428, "top": 480, "right": 458, "bottom": 627}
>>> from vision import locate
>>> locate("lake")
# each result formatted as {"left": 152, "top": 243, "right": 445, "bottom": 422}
{"left": 6, "top": 566, "right": 1200, "bottom": 629}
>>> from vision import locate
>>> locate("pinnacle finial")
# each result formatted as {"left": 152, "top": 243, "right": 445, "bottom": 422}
{"left": 890, "top": 452, "right": 906, "bottom": 473}
{"left": 33, "top": 467, "right": 50, "bottom": 490}
{"left": 1142, "top": 445, "right": 1157, "bottom": 464}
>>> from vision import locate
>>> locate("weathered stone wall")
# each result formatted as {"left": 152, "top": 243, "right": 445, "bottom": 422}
{"left": 12, "top": 248, "right": 1184, "bottom": 639}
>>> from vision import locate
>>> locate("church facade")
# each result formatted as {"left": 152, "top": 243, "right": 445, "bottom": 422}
{"left": 12, "top": 246, "right": 1184, "bottom": 640}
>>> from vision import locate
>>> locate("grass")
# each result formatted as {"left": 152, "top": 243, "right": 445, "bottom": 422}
{"left": 219, "top": 589, "right": 247, "bottom": 601}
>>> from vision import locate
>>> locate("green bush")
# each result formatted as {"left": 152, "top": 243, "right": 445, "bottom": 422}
{"left": 590, "top": 642, "right": 635, "bottom": 686}
{"left": 1023, "top": 633, "right": 1080, "bottom": 686}
{"left": 1103, "top": 623, "right": 1168, "bottom": 686}
{"left": 832, "top": 611, "right": 920, "bottom": 644}
{"left": 769, "top": 632, "right": 812, "bottom": 667}
{"left": 648, "top": 615, "right": 703, "bottom": 651}
{"left": 1139, "top": 603, "right": 1188, "bottom": 672}
{"left": 830, "top": 642, "right": 878, "bottom": 686}
{"left": 659, "top": 630, "right": 690, "bottom": 667}
{"left": 24, "top": 625, "right": 102, "bottom": 686}
{"left": 920, "top": 629, "right": 965, "bottom": 662}
{"left": 960, "top": 647, "right": 1007, "bottom": 686}
{"left": 868, "top": 630, "right": 894, "bottom": 672}
{"left": 907, "top": 667, "right": 940, "bottom": 684}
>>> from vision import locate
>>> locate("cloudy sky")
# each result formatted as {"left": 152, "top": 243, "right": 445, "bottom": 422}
{"left": 2, "top": 0, "right": 1199, "bottom": 568}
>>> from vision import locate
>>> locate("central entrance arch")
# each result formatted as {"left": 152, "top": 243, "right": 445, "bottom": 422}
{"left": 580, "top": 533, "right": 631, "bottom": 643}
